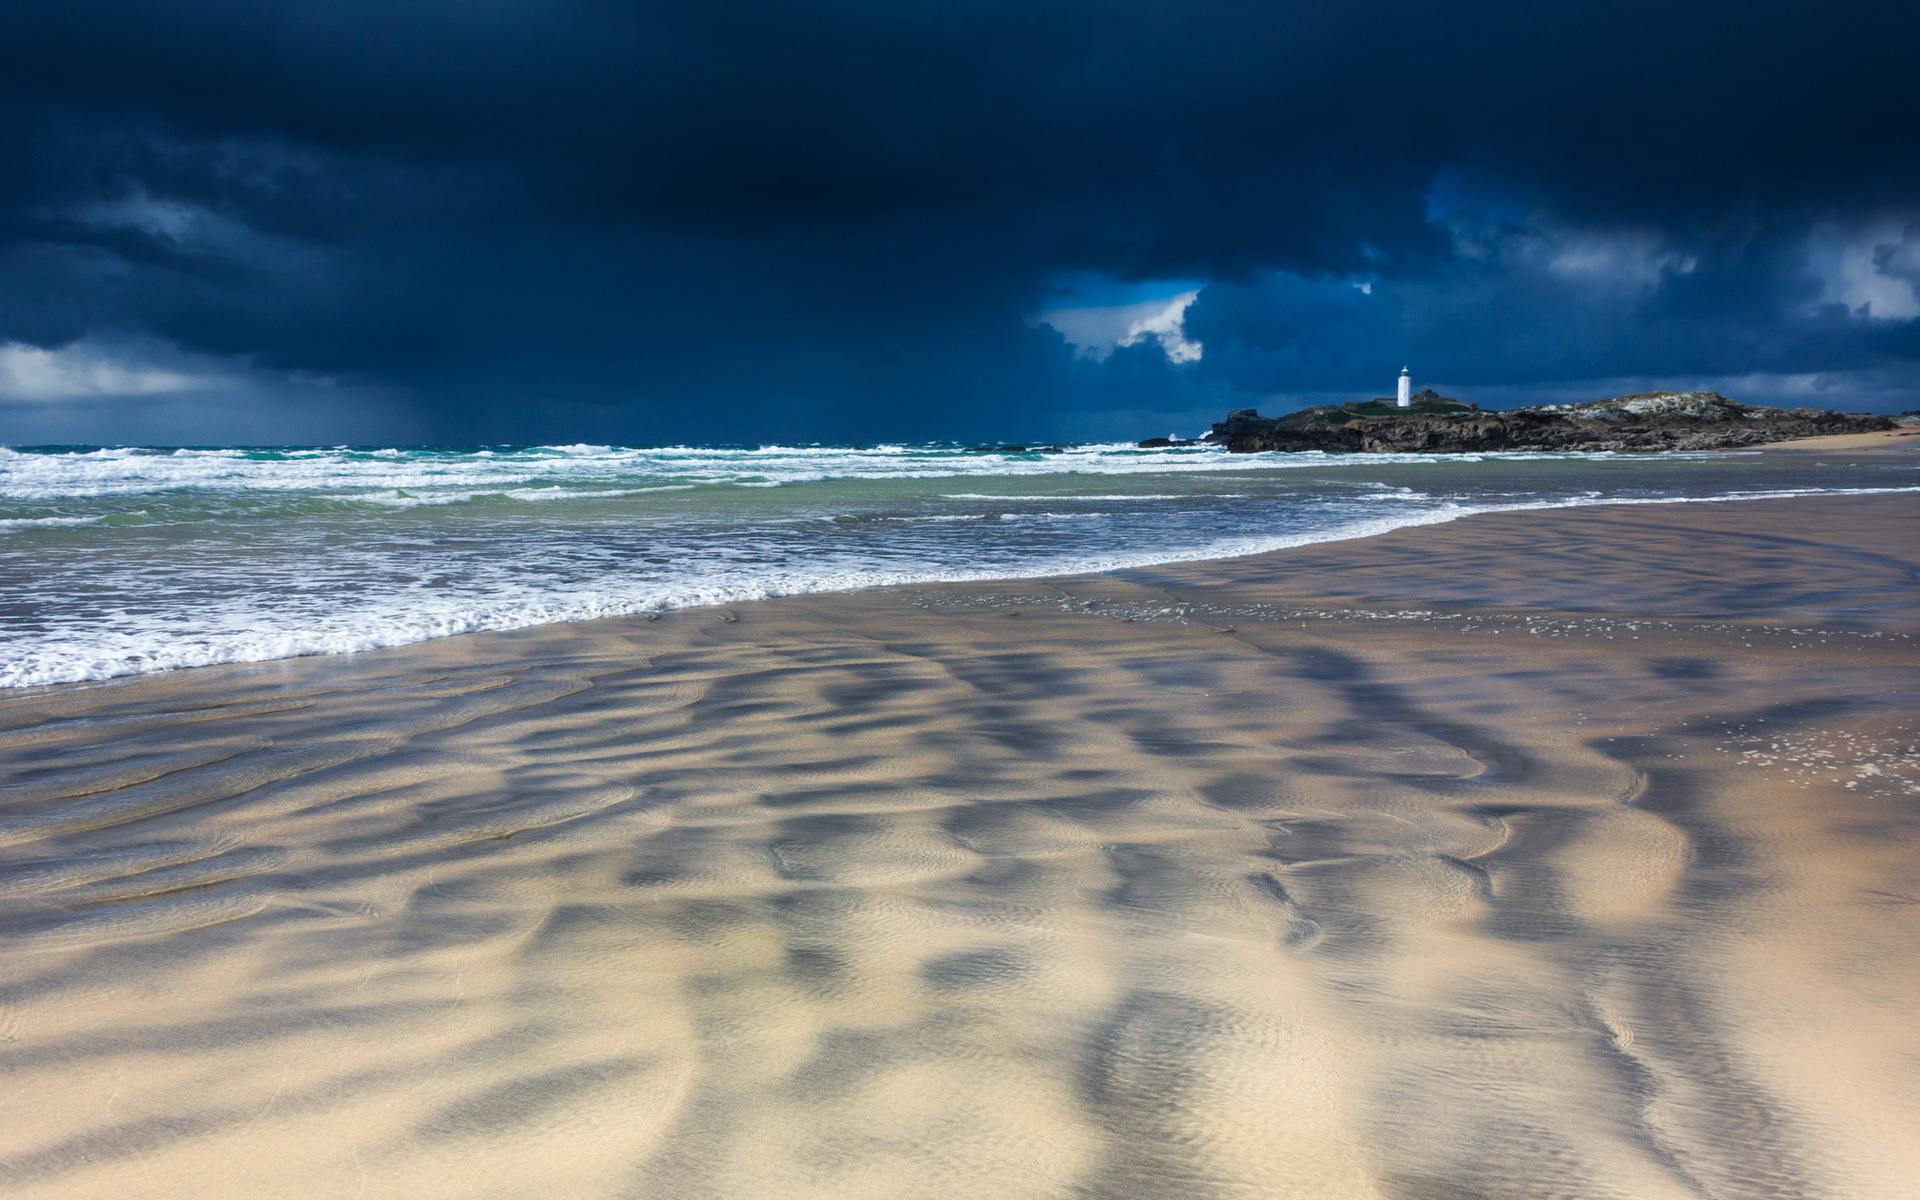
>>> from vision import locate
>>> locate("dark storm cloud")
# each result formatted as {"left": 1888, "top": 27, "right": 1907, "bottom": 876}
{"left": 0, "top": 0, "right": 1915, "bottom": 442}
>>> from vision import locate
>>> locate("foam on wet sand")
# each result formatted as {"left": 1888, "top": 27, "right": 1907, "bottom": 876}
{"left": 0, "top": 493, "right": 1916, "bottom": 1198}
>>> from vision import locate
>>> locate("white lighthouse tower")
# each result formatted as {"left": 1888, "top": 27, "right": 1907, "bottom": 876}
{"left": 1396, "top": 366, "right": 1412, "bottom": 407}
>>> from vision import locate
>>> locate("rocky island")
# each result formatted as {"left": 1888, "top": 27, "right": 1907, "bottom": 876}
{"left": 1201, "top": 390, "right": 1895, "bottom": 453}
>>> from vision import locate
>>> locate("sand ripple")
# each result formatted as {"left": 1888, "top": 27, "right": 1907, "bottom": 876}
{"left": 0, "top": 495, "right": 1916, "bottom": 1198}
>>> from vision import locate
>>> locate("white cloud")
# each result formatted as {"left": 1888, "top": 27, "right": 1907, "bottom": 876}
{"left": 1807, "top": 218, "right": 1920, "bottom": 319}
{"left": 1035, "top": 289, "right": 1204, "bottom": 364}
{"left": 0, "top": 338, "right": 422, "bottom": 445}
{"left": 0, "top": 340, "right": 230, "bottom": 402}
{"left": 1544, "top": 232, "right": 1696, "bottom": 286}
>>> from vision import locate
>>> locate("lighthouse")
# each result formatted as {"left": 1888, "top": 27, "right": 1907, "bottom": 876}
{"left": 1396, "top": 366, "right": 1412, "bottom": 407}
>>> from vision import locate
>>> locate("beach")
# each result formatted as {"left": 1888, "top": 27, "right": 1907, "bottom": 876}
{"left": 1, "top": 489, "right": 1917, "bottom": 1198}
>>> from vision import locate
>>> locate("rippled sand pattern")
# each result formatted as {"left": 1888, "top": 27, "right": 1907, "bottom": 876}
{"left": 0, "top": 495, "right": 1916, "bottom": 1199}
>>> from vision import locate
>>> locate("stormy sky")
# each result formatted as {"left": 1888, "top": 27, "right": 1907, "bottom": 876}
{"left": 1, "top": 0, "right": 1915, "bottom": 444}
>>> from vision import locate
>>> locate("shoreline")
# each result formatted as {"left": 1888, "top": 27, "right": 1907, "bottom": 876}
{"left": 1749, "top": 426, "right": 1920, "bottom": 453}
{"left": 1, "top": 492, "right": 1918, "bottom": 1198}
{"left": 8, "top": 466, "right": 1920, "bottom": 692}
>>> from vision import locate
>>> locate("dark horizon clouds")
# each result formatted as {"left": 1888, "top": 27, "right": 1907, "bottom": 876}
{"left": 0, "top": 0, "right": 1915, "bottom": 443}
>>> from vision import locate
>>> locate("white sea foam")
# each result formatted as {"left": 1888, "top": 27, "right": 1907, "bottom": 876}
{"left": 1, "top": 438, "right": 1913, "bottom": 689}
{"left": 0, "top": 514, "right": 104, "bottom": 530}
{"left": 881, "top": 515, "right": 998, "bottom": 523}
{"left": 0, "top": 505, "right": 1485, "bottom": 687}
{"left": 0, "top": 441, "right": 1694, "bottom": 502}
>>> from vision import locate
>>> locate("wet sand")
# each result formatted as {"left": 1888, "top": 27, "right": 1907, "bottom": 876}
{"left": 1, "top": 493, "right": 1917, "bottom": 1199}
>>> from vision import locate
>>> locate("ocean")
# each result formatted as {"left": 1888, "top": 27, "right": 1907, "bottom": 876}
{"left": 2, "top": 440, "right": 1914, "bottom": 688}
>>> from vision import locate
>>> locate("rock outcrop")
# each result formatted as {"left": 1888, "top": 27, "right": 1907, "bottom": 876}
{"left": 1206, "top": 391, "right": 1895, "bottom": 454}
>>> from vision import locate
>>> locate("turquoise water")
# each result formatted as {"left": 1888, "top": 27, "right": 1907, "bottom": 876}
{"left": 1, "top": 441, "right": 1914, "bottom": 687}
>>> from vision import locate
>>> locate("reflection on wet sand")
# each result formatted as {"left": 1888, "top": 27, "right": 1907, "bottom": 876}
{"left": 0, "top": 494, "right": 1916, "bottom": 1199}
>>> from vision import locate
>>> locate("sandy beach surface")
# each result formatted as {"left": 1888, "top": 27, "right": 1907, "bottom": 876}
{"left": 1, "top": 491, "right": 1917, "bottom": 1200}
{"left": 1755, "top": 427, "right": 1920, "bottom": 453}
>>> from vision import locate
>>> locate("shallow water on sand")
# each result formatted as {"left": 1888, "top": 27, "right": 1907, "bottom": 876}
{"left": 0, "top": 496, "right": 1915, "bottom": 1199}
{"left": 2, "top": 441, "right": 1915, "bottom": 685}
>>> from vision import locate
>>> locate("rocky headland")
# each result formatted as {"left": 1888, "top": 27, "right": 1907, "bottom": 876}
{"left": 1201, "top": 390, "right": 1896, "bottom": 453}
